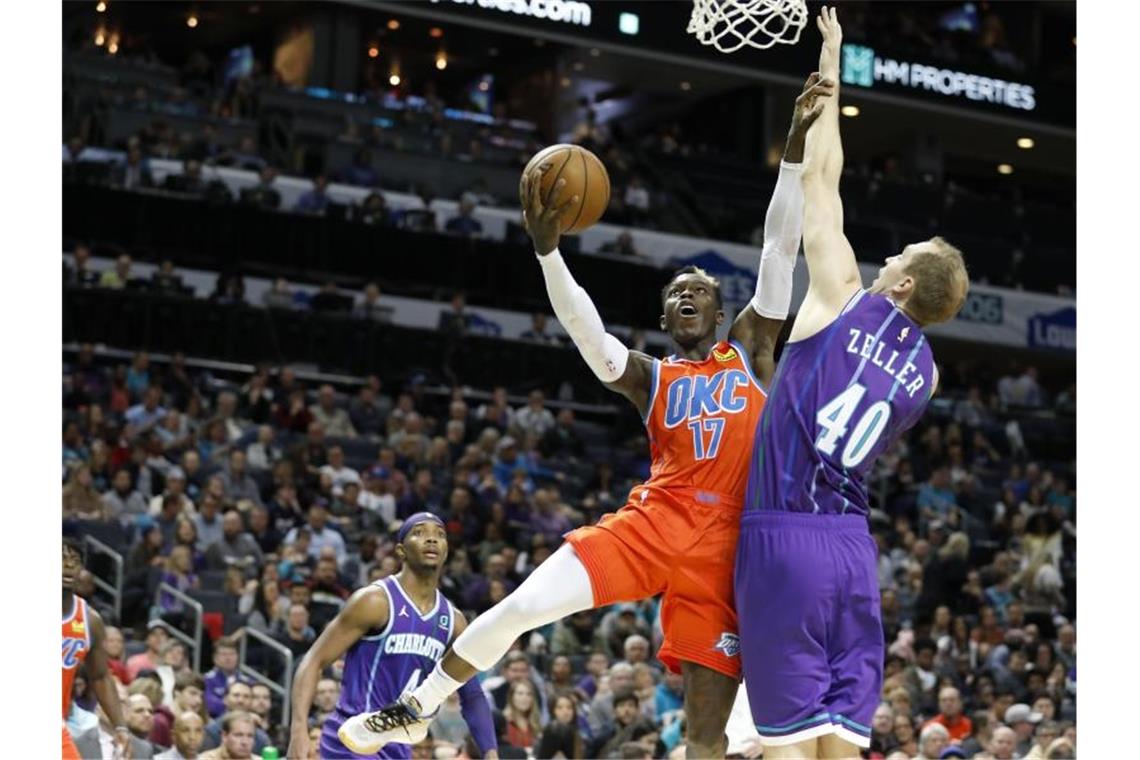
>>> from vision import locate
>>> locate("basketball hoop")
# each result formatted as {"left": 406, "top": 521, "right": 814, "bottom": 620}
{"left": 687, "top": 0, "right": 809, "bottom": 53}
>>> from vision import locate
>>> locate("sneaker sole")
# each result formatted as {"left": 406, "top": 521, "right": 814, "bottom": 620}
{"left": 337, "top": 721, "right": 383, "bottom": 755}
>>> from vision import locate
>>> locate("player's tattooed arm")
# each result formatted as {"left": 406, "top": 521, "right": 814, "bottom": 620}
{"left": 288, "top": 587, "right": 390, "bottom": 759}
{"left": 604, "top": 351, "right": 656, "bottom": 417}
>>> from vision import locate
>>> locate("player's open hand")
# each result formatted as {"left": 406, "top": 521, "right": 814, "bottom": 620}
{"left": 791, "top": 72, "right": 836, "bottom": 136}
{"left": 816, "top": 5, "right": 843, "bottom": 78}
{"left": 520, "top": 164, "right": 579, "bottom": 257}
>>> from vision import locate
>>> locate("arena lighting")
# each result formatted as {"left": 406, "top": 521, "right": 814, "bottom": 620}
{"left": 560, "top": 76, "right": 571, "bottom": 88}
{"left": 1017, "top": 137, "right": 1035, "bottom": 149}
{"left": 389, "top": 73, "right": 401, "bottom": 86}
{"left": 997, "top": 163, "right": 1014, "bottom": 175}
{"left": 435, "top": 53, "right": 447, "bottom": 70}
{"left": 186, "top": 15, "right": 199, "bottom": 28}
{"left": 429, "top": 27, "right": 443, "bottom": 38}
{"left": 589, "top": 47, "right": 600, "bottom": 57}
{"left": 368, "top": 45, "right": 379, "bottom": 58}
{"left": 387, "top": 19, "right": 400, "bottom": 30}
{"left": 841, "top": 105, "right": 860, "bottom": 117}
{"left": 108, "top": 41, "right": 119, "bottom": 54}
{"left": 95, "top": 1, "right": 106, "bottom": 12}
{"left": 679, "top": 81, "right": 691, "bottom": 91}
{"left": 94, "top": 29, "right": 105, "bottom": 45}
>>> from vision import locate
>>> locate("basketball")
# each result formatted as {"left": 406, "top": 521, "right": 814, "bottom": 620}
{"left": 521, "top": 144, "right": 611, "bottom": 234}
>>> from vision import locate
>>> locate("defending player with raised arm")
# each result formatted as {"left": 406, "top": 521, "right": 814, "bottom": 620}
{"left": 287, "top": 514, "right": 498, "bottom": 760}
{"left": 63, "top": 537, "right": 132, "bottom": 760}
{"left": 337, "top": 75, "right": 832, "bottom": 760}
{"left": 733, "top": 8, "right": 971, "bottom": 760}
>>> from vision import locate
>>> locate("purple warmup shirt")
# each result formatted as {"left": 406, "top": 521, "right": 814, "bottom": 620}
{"left": 745, "top": 291, "right": 936, "bottom": 517}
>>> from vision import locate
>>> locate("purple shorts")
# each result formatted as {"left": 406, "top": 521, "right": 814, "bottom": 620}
{"left": 320, "top": 707, "right": 411, "bottom": 760}
{"left": 733, "top": 511, "right": 882, "bottom": 748}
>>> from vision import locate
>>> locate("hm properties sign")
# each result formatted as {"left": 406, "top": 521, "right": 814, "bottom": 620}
{"left": 841, "top": 44, "right": 1036, "bottom": 112}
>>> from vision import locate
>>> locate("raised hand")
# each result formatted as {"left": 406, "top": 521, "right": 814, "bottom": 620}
{"left": 785, "top": 71, "right": 836, "bottom": 163}
{"left": 520, "top": 164, "right": 579, "bottom": 257}
{"left": 816, "top": 5, "right": 843, "bottom": 80}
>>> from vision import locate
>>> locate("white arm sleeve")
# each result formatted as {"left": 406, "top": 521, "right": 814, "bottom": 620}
{"left": 537, "top": 249, "right": 630, "bottom": 383}
{"left": 750, "top": 160, "right": 806, "bottom": 320}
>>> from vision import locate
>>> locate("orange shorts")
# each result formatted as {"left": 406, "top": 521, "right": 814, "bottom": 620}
{"left": 565, "top": 484, "right": 743, "bottom": 679}
{"left": 63, "top": 724, "right": 80, "bottom": 760}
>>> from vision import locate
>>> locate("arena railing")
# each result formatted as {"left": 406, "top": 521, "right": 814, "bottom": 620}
{"left": 83, "top": 535, "right": 124, "bottom": 623}
{"left": 239, "top": 626, "right": 295, "bottom": 729}
{"left": 152, "top": 583, "right": 205, "bottom": 673}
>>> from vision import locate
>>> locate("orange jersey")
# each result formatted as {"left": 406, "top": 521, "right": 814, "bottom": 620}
{"left": 643, "top": 339, "right": 767, "bottom": 502}
{"left": 62, "top": 595, "right": 91, "bottom": 720}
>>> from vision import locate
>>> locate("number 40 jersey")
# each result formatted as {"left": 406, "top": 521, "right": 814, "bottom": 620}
{"left": 744, "top": 290, "right": 936, "bottom": 517}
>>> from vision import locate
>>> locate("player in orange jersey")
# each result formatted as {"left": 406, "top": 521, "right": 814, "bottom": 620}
{"left": 340, "top": 74, "right": 835, "bottom": 758}
{"left": 63, "top": 536, "right": 131, "bottom": 760}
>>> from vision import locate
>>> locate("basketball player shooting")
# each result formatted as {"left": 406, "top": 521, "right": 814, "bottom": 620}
{"left": 62, "top": 537, "right": 131, "bottom": 760}
{"left": 286, "top": 513, "right": 498, "bottom": 760}
{"left": 338, "top": 74, "right": 834, "bottom": 758}
{"left": 733, "top": 7, "right": 970, "bottom": 759}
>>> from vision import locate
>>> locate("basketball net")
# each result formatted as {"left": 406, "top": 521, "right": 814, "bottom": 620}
{"left": 687, "top": 0, "right": 808, "bottom": 53}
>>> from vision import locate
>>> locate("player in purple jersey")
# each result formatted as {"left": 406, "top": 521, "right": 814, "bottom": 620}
{"left": 286, "top": 513, "right": 498, "bottom": 760}
{"left": 734, "top": 7, "right": 970, "bottom": 759}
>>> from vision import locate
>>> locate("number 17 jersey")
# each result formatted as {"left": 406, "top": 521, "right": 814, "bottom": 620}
{"left": 745, "top": 291, "right": 935, "bottom": 517}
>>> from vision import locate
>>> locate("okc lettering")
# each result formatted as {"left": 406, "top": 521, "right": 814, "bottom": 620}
{"left": 384, "top": 633, "right": 446, "bottom": 661}
{"left": 845, "top": 329, "right": 926, "bottom": 399}
{"left": 663, "top": 369, "right": 750, "bottom": 428}
{"left": 62, "top": 638, "right": 87, "bottom": 668}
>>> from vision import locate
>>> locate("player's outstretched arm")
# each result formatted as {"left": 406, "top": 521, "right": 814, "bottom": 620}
{"left": 522, "top": 165, "right": 656, "bottom": 415}
{"left": 730, "top": 72, "right": 834, "bottom": 385}
{"left": 448, "top": 613, "right": 500, "bottom": 760}
{"left": 796, "top": 6, "right": 863, "bottom": 339}
{"left": 288, "top": 587, "right": 389, "bottom": 759}
{"left": 87, "top": 607, "right": 132, "bottom": 758}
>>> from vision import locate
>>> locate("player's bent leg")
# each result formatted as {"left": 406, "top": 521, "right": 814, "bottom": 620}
{"left": 817, "top": 733, "right": 862, "bottom": 760}
{"left": 339, "top": 544, "right": 597, "bottom": 754}
{"left": 680, "top": 661, "right": 737, "bottom": 759}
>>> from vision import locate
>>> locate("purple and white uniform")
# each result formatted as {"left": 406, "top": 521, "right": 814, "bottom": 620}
{"left": 735, "top": 291, "right": 935, "bottom": 747}
{"left": 320, "top": 576, "right": 457, "bottom": 759}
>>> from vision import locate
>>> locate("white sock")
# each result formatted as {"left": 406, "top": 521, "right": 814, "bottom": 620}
{"left": 409, "top": 662, "right": 462, "bottom": 716}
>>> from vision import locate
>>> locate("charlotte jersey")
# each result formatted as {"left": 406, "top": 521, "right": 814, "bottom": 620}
{"left": 644, "top": 339, "right": 768, "bottom": 503}
{"left": 336, "top": 576, "right": 456, "bottom": 716}
{"left": 62, "top": 595, "right": 91, "bottom": 720}
{"left": 745, "top": 291, "right": 935, "bottom": 516}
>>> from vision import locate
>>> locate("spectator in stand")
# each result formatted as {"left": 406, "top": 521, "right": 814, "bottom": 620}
{"left": 990, "top": 725, "right": 1018, "bottom": 760}
{"left": 918, "top": 466, "right": 958, "bottom": 521}
{"left": 284, "top": 503, "right": 346, "bottom": 566}
{"left": 514, "top": 390, "right": 556, "bottom": 440}
{"left": 100, "top": 254, "right": 135, "bottom": 290}
{"left": 125, "top": 692, "right": 163, "bottom": 755}
{"left": 915, "top": 721, "right": 949, "bottom": 759}
{"left": 151, "top": 260, "right": 186, "bottom": 294}
{"left": 599, "top": 231, "right": 642, "bottom": 257}
{"left": 245, "top": 426, "right": 281, "bottom": 473}
{"left": 520, "top": 313, "right": 560, "bottom": 346}
{"left": 340, "top": 147, "right": 379, "bottom": 186}
{"left": 274, "top": 602, "right": 318, "bottom": 662}
{"left": 125, "top": 386, "right": 167, "bottom": 440}
{"left": 321, "top": 445, "right": 361, "bottom": 491}
{"left": 476, "top": 387, "right": 515, "bottom": 432}
{"left": 66, "top": 243, "right": 101, "bottom": 287}
{"left": 64, "top": 463, "right": 110, "bottom": 521}
{"left": 262, "top": 277, "right": 294, "bottom": 309}
{"left": 203, "top": 700, "right": 267, "bottom": 756}
{"left": 924, "top": 686, "right": 973, "bottom": 744}
{"left": 445, "top": 193, "right": 484, "bottom": 238}
{"left": 354, "top": 282, "right": 394, "bottom": 323}
{"left": 114, "top": 146, "right": 155, "bottom": 190}
{"left": 623, "top": 176, "right": 651, "bottom": 226}
{"left": 219, "top": 450, "right": 262, "bottom": 507}
{"left": 590, "top": 688, "right": 655, "bottom": 759}
{"left": 276, "top": 387, "right": 314, "bottom": 433}
{"left": 349, "top": 376, "right": 391, "bottom": 438}
{"left": 103, "top": 625, "right": 131, "bottom": 685}
{"left": 205, "top": 510, "right": 263, "bottom": 576}
{"left": 193, "top": 492, "right": 225, "bottom": 551}
{"left": 209, "top": 274, "right": 246, "bottom": 306}
{"left": 203, "top": 637, "right": 247, "bottom": 719}
{"left": 104, "top": 468, "right": 149, "bottom": 526}
{"left": 357, "top": 192, "right": 392, "bottom": 226}
{"left": 498, "top": 680, "right": 542, "bottom": 751}
{"left": 294, "top": 174, "right": 331, "bottom": 215}
{"left": 438, "top": 292, "right": 471, "bottom": 337}
{"left": 310, "top": 384, "right": 357, "bottom": 438}
{"left": 156, "top": 711, "right": 205, "bottom": 760}
{"left": 1005, "top": 703, "right": 1043, "bottom": 756}
{"left": 127, "top": 622, "right": 170, "bottom": 681}
{"left": 310, "top": 678, "right": 341, "bottom": 730}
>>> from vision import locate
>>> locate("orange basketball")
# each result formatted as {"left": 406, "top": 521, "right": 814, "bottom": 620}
{"left": 521, "top": 144, "right": 611, "bottom": 234}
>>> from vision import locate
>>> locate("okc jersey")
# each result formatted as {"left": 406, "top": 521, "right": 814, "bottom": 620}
{"left": 321, "top": 576, "right": 456, "bottom": 759}
{"left": 644, "top": 339, "right": 767, "bottom": 503}
{"left": 745, "top": 291, "right": 935, "bottom": 516}
{"left": 62, "top": 595, "right": 91, "bottom": 720}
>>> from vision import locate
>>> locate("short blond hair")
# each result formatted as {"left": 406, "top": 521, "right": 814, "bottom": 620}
{"left": 904, "top": 237, "right": 969, "bottom": 325}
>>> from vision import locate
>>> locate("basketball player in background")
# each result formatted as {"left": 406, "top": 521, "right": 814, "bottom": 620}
{"left": 63, "top": 536, "right": 132, "bottom": 759}
{"left": 734, "top": 8, "right": 969, "bottom": 758}
{"left": 339, "top": 74, "right": 835, "bottom": 758}
{"left": 286, "top": 513, "right": 498, "bottom": 759}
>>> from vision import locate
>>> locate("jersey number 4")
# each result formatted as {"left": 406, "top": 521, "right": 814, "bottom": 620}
{"left": 688, "top": 417, "right": 725, "bottom": 460}
{"left": 815, "top": 384, "right": 892, "bottom": 468}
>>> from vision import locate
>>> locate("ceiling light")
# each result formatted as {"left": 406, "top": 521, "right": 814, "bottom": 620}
{"left": 560, "top": 77, "right": 571, "bottom": 88}
{"left": 186, "top": 15, "right": 198, "bottom": 28}
{"left": 429, "top": 27, "right": 443, "bottom": 39}
{"left": 1016, "top": 137, "right": 1035, "bottom": 149}
{"left": 389, "top": 74, "right": 401, "bottom": 86}
{"left": 997, "top": 163, "right": 1013, "bottom": 175}
{"left": 108, "top": 41, "right": 119, "bottom": 54}
{"left": 435, "top": 54, "right": 447, "bottom": 70}
{"left": 478, "top": 81, "right": 489, "bottom": 92}
{"left": 387, "top": 19, "right": 400, "bottom": 30}
{"left": 841, "top": 105, "right": 860, "bottom": 117}
{"left": 95, "top": 30, "right": 105, "bottom": 45}
{"left": 368, "top": 45, "right": 379, "bottom": 58}
{"left": 680, "top": 81, "right": 691, "bottom": 91}
{"left": 96, "top": 1, "right": 107, "bottom": 11}
{"left": 590, "top": 48, "right": 600, "bottom": 57}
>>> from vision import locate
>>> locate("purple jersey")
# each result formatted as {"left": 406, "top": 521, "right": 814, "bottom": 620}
{"left": 321, "top": 577, "right": 456, "bottom": 758}
{"left": 745, "top": 291, "right": 935, "bottom": 517}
